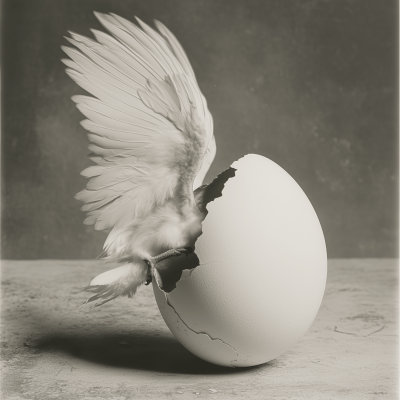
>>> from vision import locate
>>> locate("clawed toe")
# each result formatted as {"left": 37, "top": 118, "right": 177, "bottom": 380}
{"left": 151, "top": 247, "right": 193, "bottom": 264}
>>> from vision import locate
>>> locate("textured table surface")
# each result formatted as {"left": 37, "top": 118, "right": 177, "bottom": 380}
{"left": 1, "top": 259, "right": 397, "bottom": 399}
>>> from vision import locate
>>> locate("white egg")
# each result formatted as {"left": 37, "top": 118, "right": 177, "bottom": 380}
{"left": 153, "top": 154, "right": 327, "bottom": 367}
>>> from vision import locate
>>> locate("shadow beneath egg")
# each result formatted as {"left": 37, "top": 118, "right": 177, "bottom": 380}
{"left": 34, "top": 331, "right": 270, "bottom": 375}
{"left": 2, "top": 267, "right": 272, "bottom": 376}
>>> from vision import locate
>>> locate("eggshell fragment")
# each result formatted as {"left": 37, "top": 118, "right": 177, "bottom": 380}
{"left": 153, "top": 154, "right": 327, "bottom": 367}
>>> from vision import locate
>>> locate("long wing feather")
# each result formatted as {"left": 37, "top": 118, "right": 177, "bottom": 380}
{"left": 64, "top": 12, "right": 216, "bottom": 242}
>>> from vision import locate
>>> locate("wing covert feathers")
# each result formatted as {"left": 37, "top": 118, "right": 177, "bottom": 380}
{"left": 64, "top": 12, "right": 215, "bottom": 234}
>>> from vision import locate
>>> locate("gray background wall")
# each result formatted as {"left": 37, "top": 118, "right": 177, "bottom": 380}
{"left": 2, "top": 0, "right": 397, "bottom": 259}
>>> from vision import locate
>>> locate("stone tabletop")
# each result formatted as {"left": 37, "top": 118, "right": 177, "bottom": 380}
{"left": 1, "top": 259, "right": 397, "bottom": 399}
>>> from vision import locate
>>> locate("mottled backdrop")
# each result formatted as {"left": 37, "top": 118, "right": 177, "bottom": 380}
{"left": 2, "top": 0, "right": 398, "bottom": 259}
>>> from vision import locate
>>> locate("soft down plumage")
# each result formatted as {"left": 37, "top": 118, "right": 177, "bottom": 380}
{"left": 62, "top": 12, "right": 216, "bottom": 306}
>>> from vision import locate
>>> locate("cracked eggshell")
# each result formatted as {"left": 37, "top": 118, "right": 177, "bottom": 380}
{"left": 153, "top": 154, "right": 327, "bottom": 367}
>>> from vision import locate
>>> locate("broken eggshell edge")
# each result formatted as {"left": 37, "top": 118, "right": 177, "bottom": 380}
{"left": 152, "top": 164, "right": 239, "bottom": 366}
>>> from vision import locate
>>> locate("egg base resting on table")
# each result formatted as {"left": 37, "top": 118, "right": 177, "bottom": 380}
{"left": 153, "top": 154, "right": 327, "bottom": 367}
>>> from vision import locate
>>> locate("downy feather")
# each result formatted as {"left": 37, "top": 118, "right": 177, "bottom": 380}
{"left": 64, "top": 13, "right": 216, "bottom": 305}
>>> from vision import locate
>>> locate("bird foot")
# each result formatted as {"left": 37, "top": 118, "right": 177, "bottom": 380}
{"left": 144, "top": 247, "right": 193, "bottom": 285}
{"left": 152, "top": 247, "right": 193, "bottom": 263}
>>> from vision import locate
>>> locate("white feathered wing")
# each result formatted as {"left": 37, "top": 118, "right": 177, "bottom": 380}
{"left": 62, "top": 13, "right": 216, "bottom": 305}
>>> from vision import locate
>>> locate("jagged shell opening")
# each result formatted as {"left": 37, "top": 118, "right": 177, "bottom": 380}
{"left": 153, "top": 167, "right": 237, "bottom": 293}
